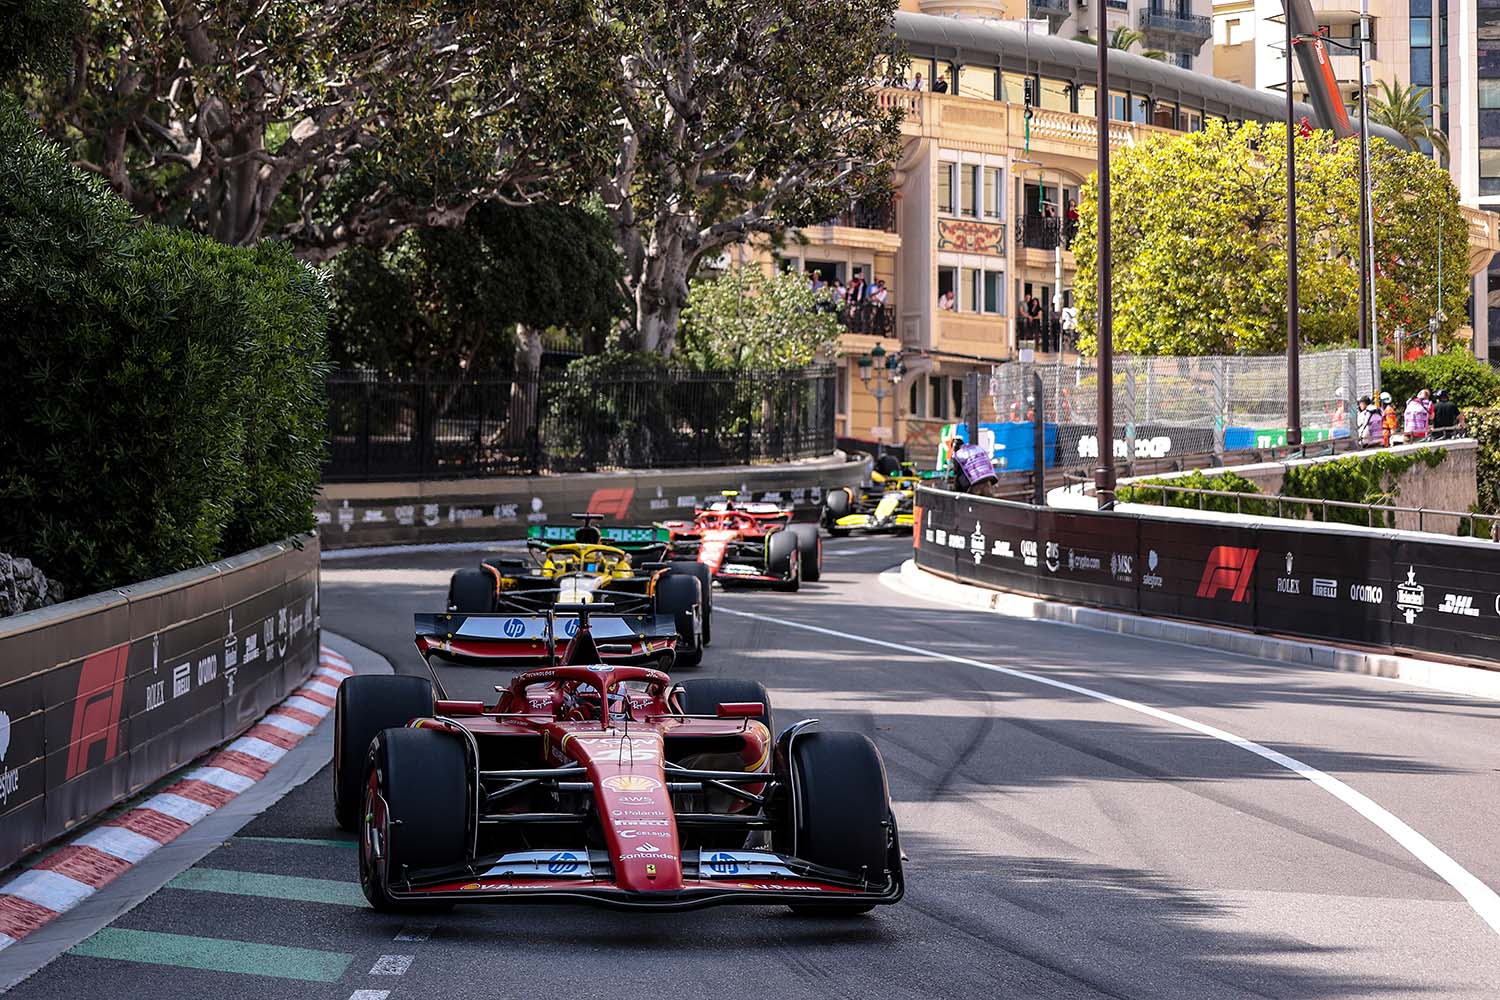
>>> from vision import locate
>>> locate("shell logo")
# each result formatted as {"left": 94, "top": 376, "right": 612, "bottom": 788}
{"left": 602, "top": 774, "right": 661, "bottom": 792}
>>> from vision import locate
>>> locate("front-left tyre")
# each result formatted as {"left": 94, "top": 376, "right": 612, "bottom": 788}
{"left": 334, "top": 674, "right": 435, "bottom": 830}
{"left": 359, "top": 726, "right": 468, "bottom": 911}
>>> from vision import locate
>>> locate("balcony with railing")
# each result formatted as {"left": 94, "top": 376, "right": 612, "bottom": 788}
{"left": 1138, "top": 5, "right": 1213, "bottom": 49}
{"left": 1029, "top": 0, "right": 1071, "bottom": 17}
{"left": 827, "top": 197, "right": 897, "bottom": 233}
{"left": 1015, "top": 215, "right": 1079, "bottom": 252}
{"left": 834, "top": 300, "right": 897, "bottom": 338}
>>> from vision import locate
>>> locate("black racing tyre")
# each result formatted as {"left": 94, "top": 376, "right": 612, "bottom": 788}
{"left": 766, "top": 529, "right": 799, "bottom": 591}
{"left": 779, "top": 730, "right": 892, "bottom": 916}
{"left": 654, "top": 572, "right": 703, "bottom": 668}
{"left": 822, "top": 488, "right": 852, "bottom": 537}
{"left": 359, "top": 727, "right": 468, "bottom": 910}
{"left": 669, "top": 560, "right": 713, "bottom": 646}
{"left": 448, "top": 567, "right": 496, "bottom": 613}
{"left": 334, "top": 674, "right": 435, "bottom": 831}
{"left": 676, "top": 677, "right": 773, "bottom": 736}
{"left": 788, "top": 523, "right": 822, "bottom": 582}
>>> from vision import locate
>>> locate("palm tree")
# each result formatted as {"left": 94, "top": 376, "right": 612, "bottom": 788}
{"left": 1074, "top": 27, "right": 1168, "bottom": 61}
{"left": 1368, "top": 80, "right": 1448, "bottom": 158}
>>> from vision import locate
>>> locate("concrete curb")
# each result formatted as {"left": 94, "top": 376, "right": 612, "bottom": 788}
{"left": 0, "top": 639, "right": 381, "bottom": 953}
{"left": 895, "top": 560, "right": 1500, "bottom": 703}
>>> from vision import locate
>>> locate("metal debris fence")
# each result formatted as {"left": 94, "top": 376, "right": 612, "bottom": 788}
{"left": 981, "top": 349, "right": 1378, "bottom": 477}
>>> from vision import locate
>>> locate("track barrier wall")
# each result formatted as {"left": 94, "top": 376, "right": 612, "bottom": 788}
{"left": 915, "top": 487, "right": 1500, "bottom": 667}
{"left": 317, "top": 452, "right": 870, "bottom": 549}
{"left": 0, "top": 536, "right": 320, "bottom": 870}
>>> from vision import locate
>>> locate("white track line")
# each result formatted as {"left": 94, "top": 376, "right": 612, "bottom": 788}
{"left": 717, "top": 604, "right": 1500, "bottom": 937}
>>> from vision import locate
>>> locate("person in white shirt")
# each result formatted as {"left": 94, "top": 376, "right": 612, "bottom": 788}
{"left": 938, "top": 289, "right": 955, "bottom": 311}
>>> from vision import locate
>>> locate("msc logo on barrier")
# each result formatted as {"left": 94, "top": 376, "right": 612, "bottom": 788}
{"left": 1195, "top": 546, "right": 1258, "bottom": 603}
{"left": 66, "top": 643, "right": 130, "bottom": 780}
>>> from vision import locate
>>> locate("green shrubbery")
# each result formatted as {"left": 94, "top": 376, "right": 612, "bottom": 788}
{"left": 1381, "top": 352, "right": 1500, "bottom": 410}
{"left": 0, "top": 96, "right": 328, "bottom": 593}
{"left": 1280, "top": 448, "right": 1445, "bottom": 526}
{"left": 1116, "top": 470, "right": 1276, "bottom": 515}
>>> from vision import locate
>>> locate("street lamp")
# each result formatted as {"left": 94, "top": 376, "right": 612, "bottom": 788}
{"left": 857, "top": 341, "right": 905, "bottom": 457}
{"left": 1093, "top": 0, "right": 1115, "bottom": 506}
{"left": 1284, "top": 11, "right": 1302, "bottom": 449}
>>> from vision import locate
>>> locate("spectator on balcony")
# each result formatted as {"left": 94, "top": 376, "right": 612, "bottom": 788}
{"left": 1043, "top": 203, "right": 1057, "bottom": 221}
{"left": 938, "top": 288, "right": 955, "bottom": 311}
{"left": 809, "top": 270, "right": 826, "bottom": 294}
{"left": 1024, "top": 293, "right": 1043, "bottom": 347}
{"left": 870, "top": 279, "right": 889, "bottom": 307}
{"left": 933, "top": 73, "right": 949, "bottom": 94}
{"left": 848, "top": 268, "right": 868, "bottom": 305}
{"left": 909, "top": 72, "right": 924, "bottom": 92}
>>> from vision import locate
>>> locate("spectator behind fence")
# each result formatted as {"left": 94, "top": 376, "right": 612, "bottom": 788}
{"left": 1430, "top": 389, "right": 1462, "bottom": 438}
{"left": 1355, "top": 395, "right": 1375, "bottom": 447}
{"left": 1403, "top": 389, "right": 1430, "bottom": 441}
{"left": 1380, "top": 392, "right": 1397, "bottom": 447}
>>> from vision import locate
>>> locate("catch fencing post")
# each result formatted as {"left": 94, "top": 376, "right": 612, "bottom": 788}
{"left": 1033, "top": 371, "right": 1046, "bottom": 506}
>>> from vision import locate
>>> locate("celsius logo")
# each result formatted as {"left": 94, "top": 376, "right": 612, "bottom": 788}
{"left": 1312, "top": 578, "right": 1337, "bottom": 598}
{"left": 1348, "top": 584, "right": 1383, "bottom": 604}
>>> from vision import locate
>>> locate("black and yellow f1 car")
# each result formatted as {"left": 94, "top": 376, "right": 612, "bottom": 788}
{"left": 446, "top": 515, "right": 711, "bottom": 666}
{"left": 821, "top": 461, "right": 930, "bottom": 537}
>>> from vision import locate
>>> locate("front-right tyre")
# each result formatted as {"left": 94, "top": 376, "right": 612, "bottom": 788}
{"left": 777, "top": 729, "right": 896, "bottom": 916}
{"left": 334, "top": 674, "right": 435, "bottom": 831}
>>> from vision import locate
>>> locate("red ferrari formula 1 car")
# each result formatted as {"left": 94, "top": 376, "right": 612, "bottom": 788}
{"left": 660, "top": 492, "right": 822, "bottom": 590}
{"left": 332, "top": 605, "right": 903, "bottom": 913}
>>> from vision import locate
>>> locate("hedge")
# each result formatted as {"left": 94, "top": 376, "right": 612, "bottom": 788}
{"left": 0, "top": 96, "right": 328, "bottom": 593}
{"left": 1381, "top": 352, "right": 1500, "bottom": 410}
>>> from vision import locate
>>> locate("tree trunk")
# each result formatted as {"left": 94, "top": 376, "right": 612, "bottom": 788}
{"left": 508, "top": 324, "right": 544, "bottom": 449}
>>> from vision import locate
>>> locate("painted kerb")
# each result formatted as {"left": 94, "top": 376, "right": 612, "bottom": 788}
{"left": 0, "top": 536, "right": 321, "bottom": 870}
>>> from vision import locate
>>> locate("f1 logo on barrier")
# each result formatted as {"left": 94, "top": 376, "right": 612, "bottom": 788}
{"left": 66, "top": 643, "right": 130, "bottom": 780}
{"left": 1195, "top": 546, "right": 1258, "bottom": 603}
{"left": 586, "top": 487, "right": 636, "bottom": 520}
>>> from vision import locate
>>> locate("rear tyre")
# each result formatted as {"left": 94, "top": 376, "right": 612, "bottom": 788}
{"left": 675, "top": 677, "right": 774, "bottom": 735}
{"left": 669, "top": 560, "right": 713, "bottom": 646}
{"left": 822, "top": 488, "right": 851, "bottom": 538}
{"left": 447, "top": 568, "right": 496, "bottom": 613}
{"left": 654, "top": 572, "right": 703, "bottom": 668}
{"left": 788, "top": 524, "right": 822, "bottom": 582}
{"left": 779, "top": 730, "right": 893, "bottom": 917}
{"left": 334, "top": 675, "right": 435, "bottom": 831}
{"left": 359, "top": 727, "right": 468, "bottom": 911}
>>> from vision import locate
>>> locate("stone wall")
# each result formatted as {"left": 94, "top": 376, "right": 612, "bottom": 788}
{"left": 0, "top": 554, "right": 62, "bottom": 619}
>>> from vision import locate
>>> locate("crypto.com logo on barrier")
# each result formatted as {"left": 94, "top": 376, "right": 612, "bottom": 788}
{"left": 1196, "top": 546, "right": 1259, "bottom": 603}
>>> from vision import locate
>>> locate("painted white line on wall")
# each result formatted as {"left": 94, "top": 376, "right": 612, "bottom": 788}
{"left": 369, "top": 954, "right": 414, "bottom": 976}
{"left": 718, "top": 604, "right": 1500, "bottom": 937}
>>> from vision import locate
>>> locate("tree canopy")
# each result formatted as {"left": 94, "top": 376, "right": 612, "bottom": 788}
{"left": 591, "top": 0, "right": 905, "bottom": 354}
{"left": 24, "top": 0, "right": 617, "bottom": 258}
{"left": 327, "top": 201, "right": 627, "bottom": 375}
{"left": 679, "top": 267, "right": 843, "bottom": 369}
{"left": 1072, "top": 120, "right": 1468, "bottom": 356}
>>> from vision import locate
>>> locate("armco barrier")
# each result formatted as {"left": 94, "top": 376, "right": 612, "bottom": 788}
{"left": 916, "top": 486, "right": 1500, "bottom": 667}
{"left": 316, "top": 451, "right": 869, "bottom": 549}
{"left": 0, "top": 536, "right": 319, "bottom": 870}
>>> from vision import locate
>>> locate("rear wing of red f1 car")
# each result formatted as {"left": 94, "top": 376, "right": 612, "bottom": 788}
{"left": 414, "top": 608, "right": 679, "bottom": 672}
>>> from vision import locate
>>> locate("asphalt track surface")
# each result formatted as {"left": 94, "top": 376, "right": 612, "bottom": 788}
{"left": 8, "top": 535, "right": 1500, "bottom": 998}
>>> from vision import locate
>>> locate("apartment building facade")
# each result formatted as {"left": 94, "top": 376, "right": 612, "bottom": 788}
{"left": 778, "top": 6, "right": 1499, "bottom": 460}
